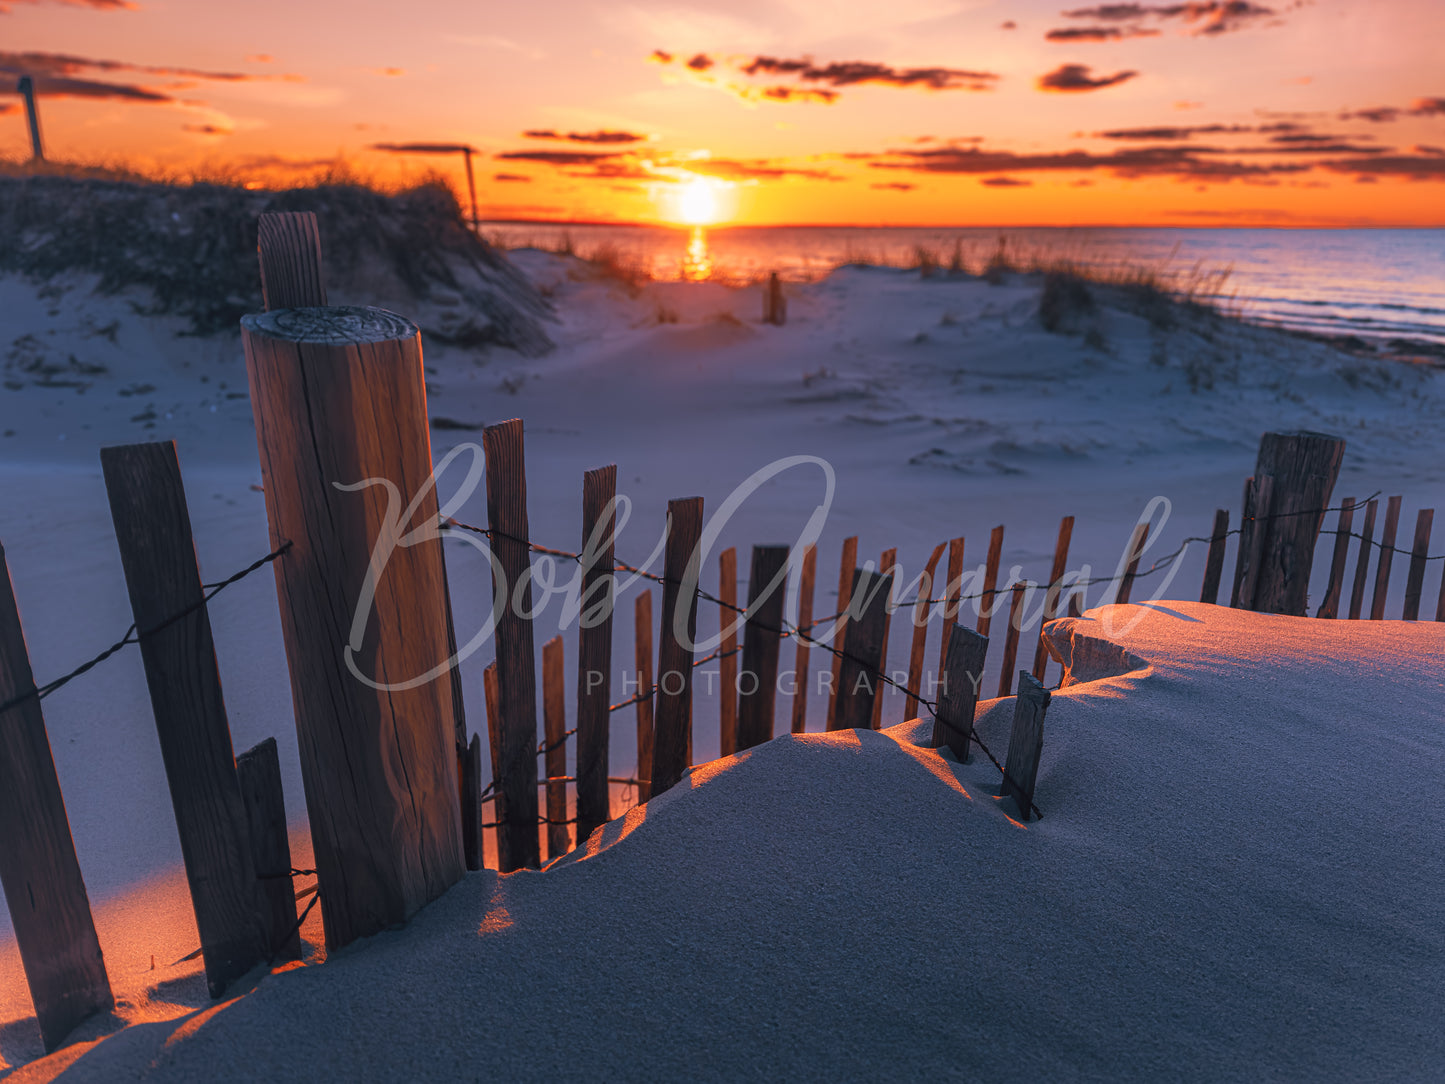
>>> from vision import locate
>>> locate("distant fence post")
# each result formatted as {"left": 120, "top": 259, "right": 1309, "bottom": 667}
{"left": 831, "top": 568, "right": 893, "bottom": 731}
{"left": 1316, "top": 498, "right": 1355, "bottom": 619}
{"left": 1200, "top": 509, "right": 1229, "bottom": 605}
{"left": 736, "top": 545, "right": 789, "bottom": 751}
{"left": 0, "top": 543, "right": 112, "bottom": 1052}
{"left": 763, "top": 272, "right": 787, "bottom": 326}
{"left": 651, "top": 498, "right": 704, "bottom": 797}
{"left": 789, "top": 543, "right": 816, "bottom": 734}
{"left": 1402, "top": 509, "right": 1433, "bottom": 621}
{"left": 236, "top": 738, "right": 301, "bottom": 962}
{"left": 17, "top": 75, "right": 44, "bottom": 161}
{"left": 242, "top": 300, "right": 464, "bottom": 946}
{"left": 935, "top": 537, "right": 966, "bottom": 692}
{"left": 870, "top": 547, "right": 899, "bottom": 730}
{"left": 1347, "top": 498, "right": 1379, "bottom": 619}
{"left": 576, "top": 465, "right": 617, "bottom": 844}
{"left": 905, "top": 541, "right": 945, "bottom": 722}
{"left": 932, "top": 624, "right": 988, "bottom": 761}
{"left": 1032, "top": 517, "right": 1075, "bottom": 683}
{"left": 824, "top": 536, "right": 859, "bottom": 730}
{"left": 1114, "top": 522, "right": 1148, "bottom": 605}
{"left": 633, "top": 591, "right": 655, "bottom": 800}
{"left": 101, "top": 441, "right": 268, "bottom": 994}
{"left": 996, "top": 582, "right": 1028, "bottom": 698}
{"left": 976, "top": 525, "right": 1005, "bottom": 643}
{"left": 718, "top": 547, "right": 739, "bottom": 756}
{"left": 1003, "top": 672, "right": 1050, "bottom": 821}
{"left": 1370, "top": 495, "right": 1403, "bottom": 620}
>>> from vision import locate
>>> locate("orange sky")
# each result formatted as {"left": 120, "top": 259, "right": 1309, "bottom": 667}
{"left": 2, "top": 0, "right": 1443, "bottom": 226}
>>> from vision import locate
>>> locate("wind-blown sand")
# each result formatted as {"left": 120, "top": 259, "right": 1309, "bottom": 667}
{"left": 2, "top": 244, "right": 1443, "bottom": 1078}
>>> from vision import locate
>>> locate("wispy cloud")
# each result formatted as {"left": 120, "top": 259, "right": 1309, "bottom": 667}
{"left": 738, "top": 55, "right": 1000, "bottom": 91}
{"left": 493, "top": 173, "right": 531, "bottom": 182}
{"left": 869, "top": 142, "right": 1312, "bottom": 181}
{"left": 1046, "top": 25, "right": 1160, "bottom": 41}
{"left": 0, "top": 0, "right": 136, "bottom": 13}
{"left": 1048, "top": 1, "right": 1282, "bottom": 41}
{"left": 981, "top": 176, "right": 1032, "bottom": 186}
{"left": 1038, "top": 63, "right": 1138, "bottom": 91}
{"left": 494, "top": 149, "right": 628, "bottom": 166}
{"left": 523, "top": 129, "right": 648, "bottom": 144}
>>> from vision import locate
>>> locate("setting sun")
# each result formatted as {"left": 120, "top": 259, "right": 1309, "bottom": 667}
{"left": 668, "top": 177, "right": 731, "bottom": 226}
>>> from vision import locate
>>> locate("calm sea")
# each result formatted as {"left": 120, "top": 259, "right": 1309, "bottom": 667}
{"left": 480, "top": 222, "right": 1445, "bottom": 349}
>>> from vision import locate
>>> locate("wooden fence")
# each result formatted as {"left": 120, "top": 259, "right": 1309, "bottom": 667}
{"left": 4, "top": 214, "right": 1443, "bottom": 1055}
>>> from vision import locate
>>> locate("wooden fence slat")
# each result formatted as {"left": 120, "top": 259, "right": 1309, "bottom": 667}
{"left": 482, "top": 662, "right": 506, "bottom": 871}
{"left": 976, "top": 526, "right": 1005, "bottom": 641}
{"left": 1402, "top": 509, "right": 1434, "bottom": 621}
{"left": 461, "top": 734, "right": 482, "bottom": 872}
{"left": 737, "top": 545, "right": 789, "bottom": 751}
{"left": 1370, "top": 495, "right": 1403, "bottom": 620}
{"left": 101, "top": 441, "right": 267, "bottom": 995}
{"left": 935, "top": 537, "right": 966, "bottom": 692}
{"left": 1233, "top": 475, "right": 1273, "bottom": 611}
{"left": 1348, "top": 498, "right": 1378, "bottom": 620}
{"left": 1436, "top": 548, "right": 1445, "bottom": 622}
{"left": 870, "top": 547, "right": 898, "bottom": 730}
{"left": 824, "top": 536, "right": 859, "bottom": 731}
{"left": 1115, "top": 522, "right": 1148, "bottom": 606}
{"left": 1200, "top": 509, "right": 1230, "bottom": 605}
{"left": 242, "top": 304, "right": 464, "bottom": 948}
{"left": 634, "top": 591, "right": 655, "bottom": 800}
{"left": 256, "top": 211, "right": 327, "bottom": 310}
{"left": 542, "top": 637, "right": 569, "bottom": 860}
{"left": 1316, "top": 498, "right": 1355, "bottom": 619}
{"left": 718, "top": 547, "right": 739, "bottom": 756}
{"left": 1245, "top": 431, "right": 1346, "bottom": 615}
{"left": 651, "top": 498, "right": 704, "bottom": 797}
{"left": 482, "top": 419, "right": 541, "bottom": 872}
{"left": 1230, "top": 477, "right": 1256, "bottom": 607}
{"left": 831, "top": 568, "right": 893, "bottom": 732}
{"left": 1032, "top": 517, "right": 1075, "bottom": 683}
{"left": 1002, "top": 671, "right": 1051, "bottom": 822}
{"left": 904, "top": 541, "right": 946, "bottom": 721}
{"left": 932, "top": 624, "right": 988, "bottom": 761}
{"left": 789, "top": 544, "right": 816, "bottom": 734}
{"left": 0, "top": 543, "right": 112, "bottom": 1052}
{"left": 575, "top": 465, "right": 617, "bottom": 845}
{"left": 236, "top": 738, "right": 301, "bottom": 962}
{"left": 996, "top": 582, "right": 1027, "bottom": 698}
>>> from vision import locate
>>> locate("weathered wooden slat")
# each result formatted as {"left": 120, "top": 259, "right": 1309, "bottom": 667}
{"left": 718, "top": 546, "right": 739, "bottom": 756}
{"left": 1402, "top": 509, "right": 1434, "bottom": 621}
{"left": 242, "top": 305, "right": 465, "bottom": 948}
{"left": 1230, "top": 477, "right": 1256, "bottom": 608}
{"left": 1115, "top": 522, "right": 1149, "bottom": 605}
{"left": 0, "top": 543, "right": 112, "bottom": 1052}
{"left": 1233, "top": 475, "right": 1274, "bottom": 611}
{"left": 824, "top": 536, "right": 859, "bottom": 731}
{"left": 996, "top": 582, "right": 1027, "bottom": 698}
{"left": 935, "top": 537, "right": 966, "bottom": 692}
{"left": 236, "top": 738, "right": 300, "bottom": 962}
{"left": 101, "top": 441, "right": 267, "bottom": 994}
{"left": 737, "top": 545, "right": 789, "bottom": 751}
{"left": 1370, "top": 495, "right": 1403, "bottom": 620}
{"left": 482, "top": 662, "right": 506, "bottom": 871}
{"left": 634, "top": 591, "right": 655, "bottom": 800}
{"left": 1316, "top": 498, "right": 1355, "bottom": 619}
{"left": 542, "top": 637, "right": 569, "bottom": 860}
{"left": 870, "top": 547, "right": 899, "bottom": 730}
{"left": 461, "top": 734, "right": 482, "bottom": 872}
{"left": 976, "top": 526, "right": 1005, "bottom": 641}
{"left": 932, "top": 624, "right": 988, "bottom": 761}
{"left": 789, "top": 544, "right": 816, "bottom": 735}
{"left": 831, "top": 568, "right": 893, "bottom": 732}
{"left": 1003, "top": 671, "right": 1051, "bottom": 822}
{"left": 904, "top": 541, "right": 946, "bottom": 722}
{"left": 651, "top": 498, "right": 703, "bottom": 797}
{"left": 1347, "top": 498, "right": 1379, "bottom": 620}
{"left": 575, "top": 465, "right": 617, "bottom": 845}
{"left": 1200, "top": 508, "right": 1230, "bottom": 605}
{"left": 482, "top": 419, "right": 541, "bottom": 872}
{"left": 1032, "top": 517, "right": 1075, "bottom": 683}
{"left": 257, "top": 211, "right": 327, "bottom": 310}
{"left": 1245, "top": 431, "right": 1346, "bottom": 615}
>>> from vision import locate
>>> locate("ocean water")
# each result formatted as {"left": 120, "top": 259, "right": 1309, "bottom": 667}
{"left": 480, "top": 222, "right": 1445, "bottom": 349}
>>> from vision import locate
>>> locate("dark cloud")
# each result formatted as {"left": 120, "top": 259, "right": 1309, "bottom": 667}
{"left": 1056, "top": 1, "right": 1278, "bottom": 36}
{"left": 1095, "top": 123, "right": 1251, "bottom": 139}
{"left": 0, "top": 49, "right": 276, "bottom": 82}
{"left": 182, "top": 122, "right": 229, "bottom": 135}
{"left": 870, "top": 181, "right": 915, "bottom": 190}
{"left": 1045, "top": 25, "right": 1160, "bottom": 40}
{"left": 650, "top": 50, "right": 673, "bottom": 64}
{"left": 1038, "top": 63, "right": 1138, "bottom": 91}
{"left": 1412, "top": 97, "right": 1445, "bottom": 116}
{"left": 561, "top": 161, "right": 661, "bottom": 181}
{"left": 683, "top": 158, "right": 842, "bottom": 181}
{"left": 1320, "top": 154, "right": 1445, "bottom": 180}
{"left": 26, "top": 75, "right": 169, "bottom": 101}
{"left": 757, "top": 85, "right": 838, "bottom": 104}
{"left": 372, "top": 142, "right": 478, "bottom": 154}
{"left": 494, "top": 149, "right": 627, "bottom": 166}
{"left": 1001, "top": 19, "right": 1017, "bottom": 28}
{"left": 0, "top": 101, "right": 16, "bottom": 114}
{"left": 686, "top": 53, "right": 714, "bottom": 71}
{"left": 739, "top": 56, "right": 999, "bottom": 90}
{"left": 0, "top": 0, "right": 136, "bottom": 12}
{"left": 982, "top": 176, "right": 1032, "bottom": 186}
{"left": 523, "top": 129, "right": 646, "bottom": 144}
{"left": 1338, "top": 97, "right": 1444, "bottom": 123}
{"left": 870, "top": 142, "right": 1311, "bottom": 181}
{"left": 493, "top": 173, "right": 531, "bottom": 182}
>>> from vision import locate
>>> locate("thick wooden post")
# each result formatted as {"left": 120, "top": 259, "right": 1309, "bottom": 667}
{"left": 1003, "top": 671, "right": 1050, "bottom": 821}
{"left": 461, "top": 734, "right": 483, "bottom": 872}
{"left": 905, "top": 541, "right": 946, "bottom": 721}
{"left": 935, "top": 537, "right": 966, "bottom": 690}
{"left": 718, "top": 547, "right": 739, "bottom": 756}
{"left": 482, "top": 662, "right": 506, "bottom": 870}
{"left": 789, "top": 544, "right": 816, "bottom": 734}
{"left": 871, "top": 547, "right": 899, "bottom": 730}
{"left": 242, "top": 306, "right": 465, "bottom": 946}
{"left": 481, "top": 419, "right": 542, "bottom": 871}
{"left": 1115, "top": 522, "right": 1148, "bottom": 605}
{"left": 236, "top": 738, "right": 301, "bottom": 962}
{"left": 831, "top": 568, "right": 893, "bottom": 732}
{"left": 1232, "top": 475, "right": 1273, "bottom": 610}
{"left": 634, "top": 591, "right": 655, "bottom": 800}
{"left": 575, "top": 465, "right": 617, "bottom": 844}
{"left": 764, "top": 272, "right": 787, "bottom": 325}
{"left": 0, "top": 543, "right": 112, "bottom": 1051}
{"left": 1032, "top": 517, "right": 1074, "bottom": 683}
{"left": 1200, "top": 509, "right": 1230, "bottom": 605}
{"left": 824, "top": 536, "right": 859, "bottom": 730}
{"left": 651, "top": 498, "right": 703, "bottom": 797}
{"left": 737, "top": 545, "right": 789, "bottom": 751}
{"left": 101, "top": 441, "right": 268, "bottom": 993}
{"left": 932, "top": 624, "right": 988, "bottom": 761}
{"left": 1370, "top": 495, "right": 1403, "bottom": 621}
{"left": 1238, "top": 431, "right": 1346, "bottom": 614}
{"left": 996, "top": 582, "right": 1028, "bottom": 698}
{"left": 1316, "top": 498, "right": 1355, "bottom": 619}
{"left": 1347, "top": 498, "right": 1379, "bottom": 619}
{"left": 1402, "top": 509, "right": 1433, "bottom": 621}
{"left": 542, "top": 637, "right": 569, "bottom": 860}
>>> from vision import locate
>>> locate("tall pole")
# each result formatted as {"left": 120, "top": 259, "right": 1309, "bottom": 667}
{"left": 17, "top": 77, "right": 44, "bottom": 161}
{"left": 462, "top": 147, "right": 478, "bottom": 230}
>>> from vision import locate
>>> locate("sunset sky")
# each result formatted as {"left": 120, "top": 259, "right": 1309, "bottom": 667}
{"left": 2, "top": 0, "right": 1442, "bottom": 226}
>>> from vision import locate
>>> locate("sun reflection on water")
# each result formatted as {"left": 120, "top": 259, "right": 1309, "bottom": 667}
{"left": 682, "top": 227, "right": 712, "bottom": 282}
